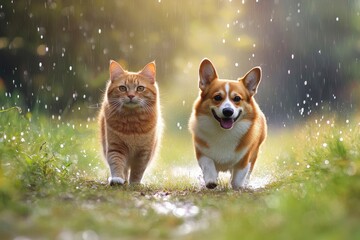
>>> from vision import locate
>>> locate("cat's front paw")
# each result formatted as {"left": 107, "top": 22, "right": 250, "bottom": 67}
{"left": 108, "top": 177, "right": 125, "bottom": 186}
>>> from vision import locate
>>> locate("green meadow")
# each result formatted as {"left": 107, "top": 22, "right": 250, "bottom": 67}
{"left": 1, "top": 1, "right": 360, "bottom": 239}
{"left": 0, "top": 108, "right": 359, "bottom": 239}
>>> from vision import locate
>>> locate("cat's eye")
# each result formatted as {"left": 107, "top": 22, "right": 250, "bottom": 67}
{"left": 119, "top": 85, "right": 127, "bottom": 92}
{"left": 213, "top": 95, "right": 223, "bottom": 102}
{"left": 233, "top": 96, "right": 241, "bottom": 102}
{"left": 137, "top": 86, "right": 145, "bottom": 92}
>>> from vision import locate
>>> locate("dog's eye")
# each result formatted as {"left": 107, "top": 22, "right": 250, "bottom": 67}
{"left": 136, "top": 86, "right": 145, "bottom": 92}
{"left": 233, "top": 96, "right": 241, "bottom": 102}
{"left": 119, "top": 85, "right": 127, "bottom": 92}
{"left": 213, "top": 95, "right": 223, "bottom": 101}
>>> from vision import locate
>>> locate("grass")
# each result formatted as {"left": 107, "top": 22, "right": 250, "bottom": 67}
{"left": 0, "top": 108, "right": 359, "bottom": 240}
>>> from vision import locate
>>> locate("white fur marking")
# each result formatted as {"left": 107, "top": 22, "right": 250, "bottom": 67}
{"left": 231, "top": 163, "right": 251, "bottom": 189}
{"left": 193, "top": 115, "right": 252, "bottom": 168}
{"left": 225, "top": 82, "right": 230, "bottom": 94}
{"left": 108, "top": 176, "right": 125, "bottom": 185}
{"left": 216, "top": 82, "right": 241, "bottom": 118}
{"left": 198, "top": 156, "right": 218, "bottom": 186}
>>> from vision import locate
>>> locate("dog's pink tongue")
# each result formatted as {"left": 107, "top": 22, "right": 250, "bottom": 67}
{"left": 220, "top": 118, "right": 234, "bottom": 129}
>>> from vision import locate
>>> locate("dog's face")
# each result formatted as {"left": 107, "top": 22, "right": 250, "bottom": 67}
{"left": 197, "top": 59, "right": 262, "bottom": 130}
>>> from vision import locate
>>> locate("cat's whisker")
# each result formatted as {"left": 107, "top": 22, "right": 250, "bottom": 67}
{"left": 107, "top": 101, "right": 123, "bottom": 118}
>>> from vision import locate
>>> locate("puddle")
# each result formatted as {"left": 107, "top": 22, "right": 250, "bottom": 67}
{"left": 166, "top": 166, "right": 272, "bottom": 190}
{"left": 144, "top": 166, "right": 273, "bottom": 190}
{"left": 248, "top": 175, "right": 273, "bottom": 189}
{"left": 140, "top": 191, "right": 208, "bottom": 236}
{"left": 151, "top": 201, "right": 199, "bottom": 218}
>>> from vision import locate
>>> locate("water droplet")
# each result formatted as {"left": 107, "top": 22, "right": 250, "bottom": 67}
{"left": 299, "top": 108, "right": 304, "bottom": 115}
{"left": 98, "top": 28, "right": 102, "bottom": 34}
{"left": 335, "top": 17, "right": 339, "bottom": 21}
{"left": 324, "top": 160, "right": 329, "bottom": 165}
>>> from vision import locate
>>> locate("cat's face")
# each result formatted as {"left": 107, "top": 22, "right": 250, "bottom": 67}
{"left": 106, "top": 61, "right": 157, "bottom": 110}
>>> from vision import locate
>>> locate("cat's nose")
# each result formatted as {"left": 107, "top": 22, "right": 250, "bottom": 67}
{"left": 128, "top": 95, "right": 135, "bottom": 100}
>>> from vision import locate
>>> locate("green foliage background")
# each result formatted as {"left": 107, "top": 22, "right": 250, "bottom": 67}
{"left": 1, "top": 0, "right": 359, "bottom": 125}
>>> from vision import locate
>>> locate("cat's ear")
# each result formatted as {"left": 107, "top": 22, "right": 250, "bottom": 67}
{"left": 199, "top": 58, "right": 218, "bottom": 91}
{"left": 109, "top": 60, "right": 126, "bottom": 81}
{"left": 139, "top": 61, "right": 156, "bottom": 84}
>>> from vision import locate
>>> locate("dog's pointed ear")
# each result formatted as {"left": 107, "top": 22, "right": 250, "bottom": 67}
{"left": 199, "top": 59, "right": 218, "bottom": 91}
{"left": 242, "top": 67, "right": 262, "bottom": 96}
{"left": 109, "top": 60, "right": 126, "bottom": 81}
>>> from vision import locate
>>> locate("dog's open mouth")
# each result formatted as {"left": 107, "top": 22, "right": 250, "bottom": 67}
{"left": 211, "top": 109, "right": 240, "bottom": 129}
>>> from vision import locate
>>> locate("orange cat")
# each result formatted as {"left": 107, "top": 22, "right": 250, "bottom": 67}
{"left": 99, "top": 60, "right": 163, "bottom": 185}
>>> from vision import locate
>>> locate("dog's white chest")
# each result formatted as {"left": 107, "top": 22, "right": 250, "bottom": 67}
{"left": 193, "top": 115, "right": 251, "bottom": 169}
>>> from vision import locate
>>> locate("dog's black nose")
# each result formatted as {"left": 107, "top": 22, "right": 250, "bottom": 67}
{"left": 222, "top": 108, "right": 234, "bottom": 117}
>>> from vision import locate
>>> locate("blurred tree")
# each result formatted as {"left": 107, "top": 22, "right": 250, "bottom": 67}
{"left": 0, "top": 0, "right": 219, "bottom": 117}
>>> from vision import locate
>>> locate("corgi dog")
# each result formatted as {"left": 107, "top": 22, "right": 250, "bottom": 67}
{"left": 189, "top": 59, "right": 267, "bottom": 190}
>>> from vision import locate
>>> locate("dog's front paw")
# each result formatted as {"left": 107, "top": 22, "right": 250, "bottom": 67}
{"left": 108, "top": 177, "right": 125, "bottom": 186}
{"left": 206, "top": 182, "right": 218, "bottom": 189}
